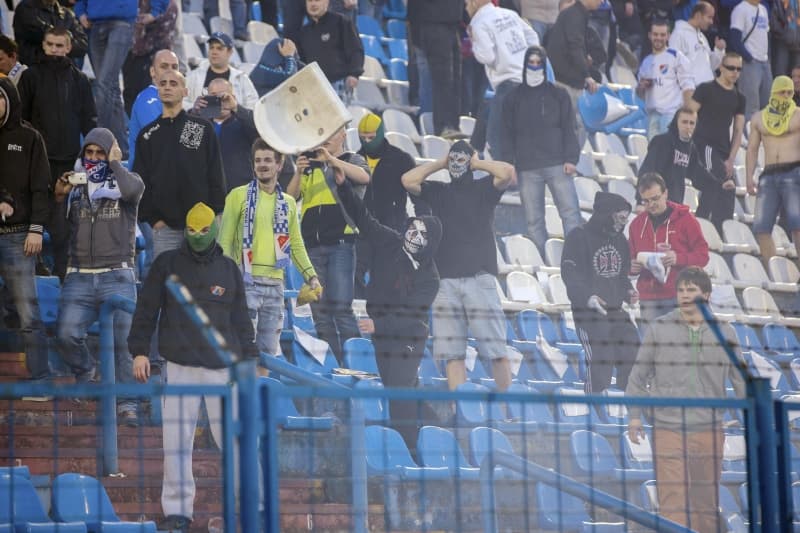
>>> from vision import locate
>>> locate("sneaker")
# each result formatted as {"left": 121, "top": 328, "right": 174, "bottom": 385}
{"left": 158, "top": 515, "right": 191, "bottom": 532}
{"left": 118, "top": 410, "right": 139, "bottom": 428}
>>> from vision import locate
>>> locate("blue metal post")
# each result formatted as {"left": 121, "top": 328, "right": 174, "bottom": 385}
{"left": 775, "top": 400, "right": 794, "bottom": 533}
{"left": 261, "top": 379, "right": 280, "bottom": 533}
{"left": 236, "top": 359, "right": 260, "bottom": 533}
{"left": 98, "top": 295, "right": 136, "bottom": 475}
{"left": 751, "top": 377, "right": 780, "bottom": 533}
{"left": 221, "top": 390, "right": 237, "bottom": 532}
{"left": 350, "top": 399, "right": 367, "bottom": 533}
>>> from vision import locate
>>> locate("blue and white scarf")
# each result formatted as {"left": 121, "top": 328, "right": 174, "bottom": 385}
{"left": 242, "top": 179, "right": 290, "bottom": 283}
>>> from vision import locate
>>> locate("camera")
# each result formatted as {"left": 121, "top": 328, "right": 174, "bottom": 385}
{"left": 68, "top": 172, "right": 87, "bottom": 186}
{"left": 301, "top": 150, "right": 323, "bottom": 174}
{"left": 197, "top": 95, "right": 222, "bottom": 120}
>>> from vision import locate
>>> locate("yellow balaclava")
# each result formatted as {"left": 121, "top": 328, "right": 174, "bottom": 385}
{"left": 762, "top": 75, "right": 797, "bottom": 136}
{"left": 185, "top": 202, "right": 218, "bottom": 252}
{"left": 358, "top": 112, "right": 385, "bottom": 156}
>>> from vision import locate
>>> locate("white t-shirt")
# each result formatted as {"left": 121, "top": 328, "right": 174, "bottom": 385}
{"left": 638, "top": 48, "right": 695, "bottom": 114}
{"left": 470, "top": 3, "right": 540, "bottom": 89}
{"left": 730, "top": 1, "right": 769, "bottom": 62}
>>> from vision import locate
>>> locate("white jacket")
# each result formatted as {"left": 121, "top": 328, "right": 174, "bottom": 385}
{"left": 470, "top": 3, "right": 540, "bottom": 89}
{"left": 669, "top": 20, "right": 723, "bottom": 86}
{"left": 183, "top": 60, "right": 260, "bottom": 111}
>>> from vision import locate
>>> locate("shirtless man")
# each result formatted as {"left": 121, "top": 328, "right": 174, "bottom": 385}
{"left": 746, "top": 75, "right": 800, "bottom": 266}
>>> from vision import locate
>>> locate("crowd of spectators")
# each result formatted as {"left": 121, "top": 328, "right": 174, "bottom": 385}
{"left": 0, "top": 0, "right": 798, "bottom": 529}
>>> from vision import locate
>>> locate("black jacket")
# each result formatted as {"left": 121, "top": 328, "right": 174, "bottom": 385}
{"left": 0, "top": 77, "right": 50, "bottom": 235}
{"left": 210, "top": 106, "right": 260, "bottom": 192}
{"left": 18, "top": 56, "right": 97, "bottom": 162}
{"left": 638, "top": 113, "right": 722, "bottom": 204}
{"left": 13, "top": 0, "right": 89, "bottom": 66}
{"left": 337, "top": 181, "right": 441, "bottom": 323}
{"left": 298, "top": 11, "right": 364, "bottom": 83}
{"left": 133, "top": 110, "right": 227, "bottom": 228}
{"left": 500, "top": 48, "right": 580, "bottom": 170}
{"left": 407, "top": 0, "right": 462, "bottom": 24}
{"left": 127, "top": 242, "right": 257, "bottom": 368}
{"left": 561, "top": 191, "right": 634, "bottom": 314}
{"left": 546, "top": 1, "right": 591, "bottom": 90}
{"left": 359, "top": 140, "right": 415, "bottom": 231}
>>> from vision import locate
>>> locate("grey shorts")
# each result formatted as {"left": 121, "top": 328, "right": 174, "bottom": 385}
{"left": 432, "top": 273, "right": 507, "bottom": 362}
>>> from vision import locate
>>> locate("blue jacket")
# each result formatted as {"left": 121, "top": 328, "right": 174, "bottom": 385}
{"left": 73, "top": 0, "right": 143, "bottom": 23}
{"left": 128, "top": 85, "right": 162, "bottom": 169}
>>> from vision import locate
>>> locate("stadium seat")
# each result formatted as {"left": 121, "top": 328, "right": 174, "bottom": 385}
{"left": 353, "top": 379, "right": 390, "bottom": 423}
{"left": 382, "top": 108, "right": 421, "bottom": 143}
{"left": 598, "top": 153, "right": 637, "bottom": 184}
{"left": 356, "top": 15, "right": 385, "bottom": 41}
{"left": 383, "top": 0, "right": 407, "bottom": 18}
{"left": 361, "top": 55, "right": 388, "bottom": 85}
{"left": 421, "top": 135, "right": 449, "bottom": 159}
{"left": 51, "top": 473, "right": 156, "bottom": 532}
{"left": 574, "top": 176, "right": 603, "bottom": 211}
{"left": 417, "top": 348, "right": 448, "bottom": 388}
{"left": 683, "top": 185, "right": 699, "bottom": 212}
{"left": 416, "top": 426, "right": 480, "bottom": 479}
{"left": 620, "top": 431, "right": 654, "bottom": 472}
{"left": 719, "top": 485, "right": 748, "bottom": 533}
{"left": 626, "top": 134, "right": 648, "bottom": 167}
{"left": 544, "top": 238, "right": 564, "bottom": 268}
{"left": 364, "top": 425, "right": 450, "bottom": 479}
{"left": 242, "top": 41, "right": 266, "bottom": 63}
{"left": 721, "top": 434, "right": 747, "bottom": 483}
{"left": 353, "top": 78, "right": 389, "bottom": 110}
{"left": 607, "top": 180, "right": 637, "bottom": 210}
{"left": 639, "top": 479, "right": 658, "bottom": 512}
{"left": 570, "top": 430, "right": 651, "bottom": 483}
{"left": 347, "top": 105, "right": 372, "bottom": 127}
{"left": 769, "top": 256, "right": 800, "bottom": 284}
{"left": 261, "top": 377, "right": 336, "bottom": 430}
{"left": 343, "top": 337, "right": 379, "bottom": 375}
{"left": 722, "top": 220, "right": 760, "bottom": 256}
{"left": 384, "top": 79, "right": 413, "bottom": 108}
{"left": 536, "top": 483, "right": 624, "bottom": 531}
{"left": 455, "top": 382, "right": 505, "bottom": 426}
{"left": 1, "top": 474, "right": 87, "bottom": 532}
{"left": 385, "top": 131, "right": 421, "bottom": 159}
{"left": 386, "top": 18, "right": 407, "bottom": 39}
{"left": 772, "top": 225, "right": 799, "bottom": 259}
{"left": 709, "top": 283, "right": 747, "bottom": 322}
{"left": 762, "top": 323, "right": 800, "bottom": 363}
{"left": 742, "top": 287, "right": 800, "bottom": 327}
{"left": 546, "top": 274, "right": 572, "bottom": 309}
{"left": 733, "top": 253, "right": 798, "bottom": 294}
{"left": 593, "top": 132, "right": 634, "bottom": 164}
{"left": 182, "top": 33, "right": 206, "bottom": 67}
{"left": 360, "top": 35, "right": 390, "bottom": 66}
{"left": 468, "top": 427, "right": 524, "bottom": 479}
{"left": 0, "top": 466, "right": 29, "bottom": 479}
{"left": 598, "top": 388, "right": 629, "bottom": 425}
{"left": 545, "top": 205, "right": 565, "bottom": 238}
{"left": 181, "top": 12, "right": 208, "bottom": 41}
{"left": 246, "top": 20, "right": 278, "bottom": 43}
{"left": 730, "top": 321, "right": 766, "bottom": 354}
{"left": 502, "top": 234, "right": 558, "bottom": 275}
{"left": 291, "top": 330, "right": 339, "bottom": 375}
{"left": 459, "top": 116, "right": 476, "bottom": 136}
{"left": 699, "top": 218, "right": 742, "bottom": 254}
{"left": 506, "top": 272, "right": 553, "bottom": 310}
{"left": 209, "top": 15, "right": 234, "bottom": 36}
{"left": 385, "top": 38, "right": 408, "bottom": 61}
{"left": 346, "top": 127, "right": 362, "bottom": 152}
{"left": 418, "top": 111, "right": 434, "bottom": 136}
{"left": 388, "top": 57, "right": 407, "bottom": 81}
{"left": 743, "top": 351, "right": 792, "bottom": 397}
{"left": 516, "top": 309, "right": 581, "bottom": 355}
{"left": 36, "top": 275, "right": 60, "bottom": 328}
{"left": 705, "top": 252, "right": 750, "bottom": 290}
{"left": 576, "top": 151, "right": 600, "bottom": 178}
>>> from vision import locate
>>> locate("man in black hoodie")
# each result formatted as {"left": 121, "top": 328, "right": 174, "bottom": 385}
{"left": 638, "top": 106, "right": 723, "bottom": 220}
{"left": 336, "top": 170, "right": 442, "bottom": 452}
{"left": 500, "top": 45, "right": 582, "bottom": 257}
{"left": 0, "top": 77, "right": 51, "bottom": 386}
{"left": 13, "top": 0, "right": 88, "bottom": 66}
{"left": 18, "top": 26, "right": 97, "bottom": 279}
{"left": 561, "top": 191, "right": 641, "bottom": 393}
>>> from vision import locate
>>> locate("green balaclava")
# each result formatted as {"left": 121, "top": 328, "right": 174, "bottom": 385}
{"left": 358, "top": 112, "right": 385, "bottom": 156}
{"left": 185, "top": 202, "right": 219, "bottom": 253}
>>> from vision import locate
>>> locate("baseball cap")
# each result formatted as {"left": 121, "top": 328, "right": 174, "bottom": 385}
{"left": 208, "top": 31, "right": 234, "bottom": 49}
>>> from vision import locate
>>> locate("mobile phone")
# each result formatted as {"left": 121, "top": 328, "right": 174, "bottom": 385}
{"left": 68, "top": 172, "right": 87, "bottom": 185}
{"left": 198, "top": 95, "right": 222, "bottom": 120}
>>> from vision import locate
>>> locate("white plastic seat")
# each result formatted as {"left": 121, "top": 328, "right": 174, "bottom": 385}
{"left": 181, "top": 12, "right": 208, "bottom": 41}
{"left": 459, "top": 116, "right": 476, "bottom": 136}
{"left": 182, "top": 33, "right": 206, "bottom": 67}
{"left": 722, "top": 219, "right": 760, "bottom": 255}
{"left": 545, "top": 205, "right": 565, "bottom": 238}
{"left": 247, "top": 20, "right": 278, "bottom": 44}
{"left": 547, "top": 274, "right": 571, "bottom": 307}
{"left": 576, "top": 152, "right": 600, "bottom": 178}
{"left": 710, "top": 283, "right": 746, "bottom": 322}
{"left": 742, "top": 287, "right": 800, "bottom": 327}
{"left": 769, "top": 256, "right": 800, "bottom": 284}
{"left": 382, "top": 108, "right": 421, "bottom": 144}
{"left": 683, "top": 185, "right": 699, "bottom": 212}
{"left": 705, "top": 252, "right": 749, "bottom": 290}
{"left": 496, "top": 242, "right": 515, "bottom": 276}
{"left": 502, "top": 234, "right": 559, "bottom": 275}
{"left": 506, "top": 272, "right": 565, "bottom": 312}
{"left": 385, "top": 80, "right": 412, "bottom": 107}
{"left": 347, "top": 105, "right": 371, "bottom": 126}
{"left": 732, "top": 253, "right": 796, "bottom": 293}
{"left": 419, "top": 111, "right": 434, "bottom": 136}
{"left": 574, "top": 177, "right": 602, "bottom": 211}
{"left": 626, "top": 134, "right": 648, "bottom": 167}
{"left": 421, "top": 135, "right": 450, "bottom": 159}
{"left": 544, "top": 238, "right": 564, "bottom": 267}
{"left": 607, "top": 180, "right": 637, "bottom": 210}
{"left": 773, "top": 225, "right": 799, "bottom": 259}
{"left": 361, "top": 55, "right": 389, "bottom": 86}
{"left": 346, "top": 128, "right": 361, "bottom": 152}
{"left": 598, "top": 153, "right": 637, "bottom": 184}
{"left": 385, "top": 131, "right": 420, "bottom": 159}
{"left": 698, "top": 218, "right": 741, "bottom": 254}
{"left": 209, "top": 15, "right": 234, "bottom": 36}
{"left": 353, "top": 78, "right": 388, "bottom": 110}
{"left": 495, "top": 278, "right": 529, "bottom": 312}
{"left": 593, "top": 132, "right": 636, "bottom": 165}
{"left": 243, "top": 41, "right": 266, "bottom": 63}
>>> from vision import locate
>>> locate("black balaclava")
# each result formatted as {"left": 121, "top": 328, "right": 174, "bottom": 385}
{"left": 586, "top": 191, "right": 632, "bottom": 235}
{"left": 402, "top": 215, "right": 442, "bottom": 261}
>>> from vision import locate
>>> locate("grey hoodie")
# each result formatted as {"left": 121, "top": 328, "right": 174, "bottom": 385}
{"left": 626, "top": 309, "right": 747, "bottom": 430}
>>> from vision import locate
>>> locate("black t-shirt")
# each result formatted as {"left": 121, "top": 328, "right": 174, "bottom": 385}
{"left": 693, "top": 80, "right": 746, "bottom": 156}
{"left": 203, "top": 68, "right": 231, "bottom": 89}
{"left": 419, "top": 176, "right": 503, "bottom": 279}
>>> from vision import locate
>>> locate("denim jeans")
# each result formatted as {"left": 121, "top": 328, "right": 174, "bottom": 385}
{"left": 307, "top": 242, "right": 360, "bottom": 362}
{"left": 487, "top": 80, "right": 517, "bottom": 160}
{"left": 518, "top": 165, "right": 582, "bottom": 255}
{"left": 56, "top": 269, "right": 137, "bottom": 411}
{"left": 739, "top": 59, "right": 772, "bottom": 120}
{"left": 88, "top": 20, "right": 134, "bottom": 156}
{"left": 752, "top": 165, "right": 800, "bottom": 234}
{"left": 245, "top": 280, "right": 284, "bottom": 355}
{"left": 0, "top": 233, "right": 49, "bottom": 380}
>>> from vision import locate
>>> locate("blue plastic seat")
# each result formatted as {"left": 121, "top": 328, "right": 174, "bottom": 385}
{"left": 291, "top": 337, "right": 338, "bottom": 376}
{"left": 386, "top": 18, "right": 406, "bottom": 39}
{"left": 577, "top": 85, "right": 647, "bottom": 135}
{"left": 569, "top": 430, "right": 650, "bottom": 483}
{"left": 639, "top": 480, "right": 658, "bottom": 512}
{"left": 260, "top": 377, "right": 334, "bottom": 431}
{"left": 51, "top": 473, "right": 155, "bottom": 533}
{"left": 536, "top": 484, "right": 621, "bottom": 531}
{"left": 0, "top": 474, "right": 87, "bottom": 533}
{"left": 416, "top": 426, "right": 480, "bottom": 479}
{"left": 517, "top": 309, "right": 583, "bottom": 356}
{"left": 364, "top": 425, "right": 450, "bottom": 480}
{"left": 455, "top": 383, "right": 504, "bottom": 427}
{"left": 383, "top": 0, "right": 407, "bottom": 19}
{"left": 731, "top": 321, "right": 764, "bottom": 354}
{"left": 385, "top": 38, "right": 408, "bottom": 61}
{"left": 0, "top": 467, "right": 29, "bottom": 479}
{"left": 388, "top": 58, "right": 407, "bottom": 81}
{"left": 356, "top": 15, "right": 385, "bottom": 41}
{"left": 360, "top": 35, "right": 390, "bottom": 66}
{"left": 763, "top": 322, "right": 800, "bottom": 365}
{"left": 36, "top": 275, "right": 60, "bottom": 328}
{"left": 467, "top": 427, "right": 525, "bottom": 479}
{"left": 343, "top": 337, "right": 379, "bottom": 375}
{"left": 353, "top": 379, "right": 390, "bottom": 424}
{"left": 719, "top": 485, "right": 748, "bottom": 533}
{"left": 417, "top": 348, "right": 447, "bottom": 388}
{"left": 620, "top": 431, "right": 654, "bottom": 474}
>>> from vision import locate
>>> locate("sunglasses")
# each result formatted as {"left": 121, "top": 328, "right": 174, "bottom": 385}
{"left": 722, "top": 64, "right": 743, "bottom": 72}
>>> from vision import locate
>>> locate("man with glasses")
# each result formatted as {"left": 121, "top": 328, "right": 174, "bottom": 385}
{"left": 745, "top": 75, "right": 800, "bottom": 266}
{"left": 629, "top": 173, "right": 709, "bottom": 327}
{"left": 689, "top": 52, "right": 746, "bottom": 233}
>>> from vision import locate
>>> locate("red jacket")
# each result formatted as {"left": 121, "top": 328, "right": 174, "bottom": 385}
{"left": 628, "top": 202, "right": 709, "bottom": 300}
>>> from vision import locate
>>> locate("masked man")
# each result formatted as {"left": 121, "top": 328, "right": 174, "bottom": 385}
{"left": 402, "top": 141, "right": 515, "bottom": 391}
{"left": 561, "top": 191, "right": 641, "bottom": 393}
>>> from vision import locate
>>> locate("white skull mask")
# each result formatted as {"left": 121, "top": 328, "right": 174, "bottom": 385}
{"left": 403, "top": 219, "right": 428, "bottom": 255}
{"left": 447, "top": 150, "right": 471, "bottom": 180}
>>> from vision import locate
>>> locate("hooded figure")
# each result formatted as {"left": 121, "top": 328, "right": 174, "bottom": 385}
{"left": 762, "top": 75, "right": 797, "bottom": 136}
{"left": 561, "top": 191, "right": 641, "bottom": 393}
{"left": 638, "top": 108, "right": 723, "bottom": 206}
{"left": 336, "top": 176, "right": 443, "bottom": 451}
